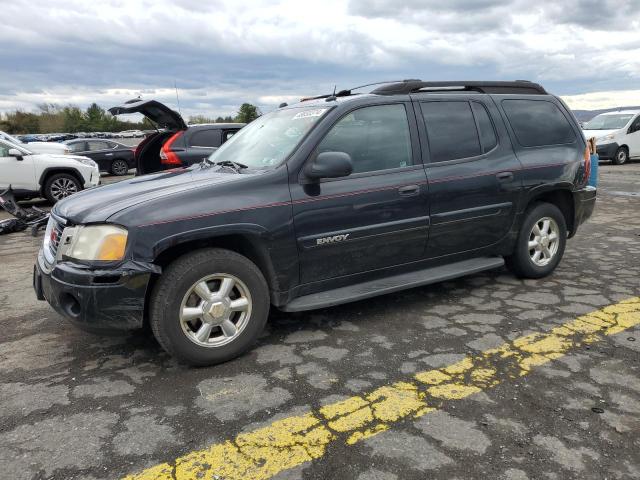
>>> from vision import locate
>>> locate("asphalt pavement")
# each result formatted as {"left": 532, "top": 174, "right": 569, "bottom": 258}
{"left": 0, "top": 163, "right": 639, "bottom": 480}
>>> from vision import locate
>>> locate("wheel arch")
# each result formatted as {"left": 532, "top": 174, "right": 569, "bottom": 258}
{"left": 39, "top": 167, "right": 84, "bottom": 195}
{"left": 147, "top": 227, "right": 281, "bottom": 309}
{"left": 523, "top": 187, "right": 576, "bottom": 237}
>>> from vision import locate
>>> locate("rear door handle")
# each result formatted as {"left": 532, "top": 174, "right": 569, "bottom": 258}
{"left": 496, "top": 171, "right": 514, "bottom": 182}
{"left": 398, "top": 185, "right": 420, "bottom": 196}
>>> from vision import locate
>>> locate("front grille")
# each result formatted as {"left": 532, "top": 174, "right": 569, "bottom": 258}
{"left": 49, "top": 220, "right": 64, "bottom": 259}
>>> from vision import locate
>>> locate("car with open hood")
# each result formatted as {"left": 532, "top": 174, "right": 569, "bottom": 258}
{"left": 108, "top": 99, "right": 243, "bottom": 174}
{"left": 35, "top": 80, "right": 596, "bottom": 366}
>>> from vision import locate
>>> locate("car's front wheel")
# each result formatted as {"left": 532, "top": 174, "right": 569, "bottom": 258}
{"left": 44, "top": 173, "right": 81, "bottom": 203}
{"left": 149, "top": 248, "right": 269, "bottom": 366}
{"left": 506, "top": 202, "right": 567, "bottom": 279}
{"left": 612, "top": 147, "right": 629, "bottom": 165}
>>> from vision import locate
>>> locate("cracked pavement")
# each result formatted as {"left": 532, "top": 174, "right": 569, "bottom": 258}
{"left": 0, "top": 163, "right": 639, "bottom": 480}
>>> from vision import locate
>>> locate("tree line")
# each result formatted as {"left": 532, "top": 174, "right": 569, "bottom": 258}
{"left": 0, "top": 102, "right": 261, "bottom": 134}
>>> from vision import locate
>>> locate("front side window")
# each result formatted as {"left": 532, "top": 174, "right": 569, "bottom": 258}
{"left": 421, "top": 101, "right": 481, "bottom": 162}
{"left": 629, "top": 116, "right": 640, "bottom": 133}
{"left": 0, "top": 141, "right": 10, "bottom": 157}
{"left": 502, "top": 99, "right": 576, "bottom": 147}
{"left": 207, "top": 107, "right": 330, "bottom": 169}
{"left": 317, "top": 104, "right": 412, "bottom": 174}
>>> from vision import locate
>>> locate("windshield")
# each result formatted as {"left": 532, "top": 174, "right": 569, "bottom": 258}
{"left": 0, "top": 131, "right": 25, "bottom": 145}
{"left": 583, "top": 113, "right": 634, "bottom": 130}
{"left": 205, "top": 106, "right": 331, "bottom": 169}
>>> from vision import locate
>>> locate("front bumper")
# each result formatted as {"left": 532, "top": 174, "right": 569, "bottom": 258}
{"left": 570, "top": 186, "right": 597, "bottom": 237}
{"left": 595, "top": 142, "right": 618, "bottom": 160}
{"left": 84, "top": 167, "right": 101, "bottom": 188}
{"left": 34, "top": 249, "right": 152, "bottom": 331}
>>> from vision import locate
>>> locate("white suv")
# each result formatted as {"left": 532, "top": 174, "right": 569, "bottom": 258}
{"left": 0, "top": 131, "right": 71, "bottom": 155}
{"left": 582, "top": 109, "right": 640, "bottom": 165}
{"left": 0, "top": 139, "right": 100, "bottom": 203}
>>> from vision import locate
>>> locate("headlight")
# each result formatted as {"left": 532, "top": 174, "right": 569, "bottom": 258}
{"left": 61, "top": 225, "right": 128, "bottom": 261}
{"left": 72, "top": 157, "right": 98, "bottom": 168}
{"left": 599, "top": 134, "right": 615, "bottom": 142}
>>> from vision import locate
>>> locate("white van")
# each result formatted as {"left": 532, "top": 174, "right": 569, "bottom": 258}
{"left": 582, "top": 110, "right": 640, "bottom": 165}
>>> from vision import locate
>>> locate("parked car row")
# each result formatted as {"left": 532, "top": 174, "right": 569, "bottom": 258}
{"left": 15, "top": 130, "right": 149, "bottom": 143}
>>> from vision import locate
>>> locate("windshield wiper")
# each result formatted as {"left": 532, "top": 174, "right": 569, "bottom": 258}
{"left": 213, "top": 160, "right": 248, "bottom": 171}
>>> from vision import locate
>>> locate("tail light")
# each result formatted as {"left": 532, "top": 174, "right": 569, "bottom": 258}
{"left": 582, "top": 144, "right": 591, "bottom": 185}
{"left": 160, "top": 131, "right": 184, "bottom": 166}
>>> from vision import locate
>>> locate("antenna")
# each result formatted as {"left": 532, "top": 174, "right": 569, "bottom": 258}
{"left": 326, "top": 85, "right": 337, "bottom": 102}
{"left": 174, "top": 80, "right": 182, "bottom": 115}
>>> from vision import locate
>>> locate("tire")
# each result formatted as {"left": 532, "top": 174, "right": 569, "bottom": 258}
{"left": 506, "top": 202, "right": 567, "bottom": 279}
{"left": 149, "top": 248, "right": 270, "bottom": 366}
{"left": 110, "top": 159, "right": 130, "bottom": 176}
{"left": 43, "top": 173, "right": 82, "bottom": 203}
{"left": 612, "top": 147, "right": 628, "bottom": 165}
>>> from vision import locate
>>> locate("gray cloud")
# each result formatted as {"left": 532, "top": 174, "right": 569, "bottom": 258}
{"left": 0, "top": 0, "right": 639, "bottom": 116}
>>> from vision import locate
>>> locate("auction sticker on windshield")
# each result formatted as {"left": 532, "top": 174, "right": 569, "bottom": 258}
{"left": 293, "top": 108, "right": 328, "bottom": 120}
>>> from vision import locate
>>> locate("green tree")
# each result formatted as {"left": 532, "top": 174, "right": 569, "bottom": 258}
{"left": 84, "top": 103, "right": 107, "bottom": 131}
{"left": 62, "top": 106, "right": 86, "bottom": 132}
{"left": 188, "top": 114, "right": 217, "bottom": 125}
{"left": 235, "top": 103, "right": 261, "bottom": 123}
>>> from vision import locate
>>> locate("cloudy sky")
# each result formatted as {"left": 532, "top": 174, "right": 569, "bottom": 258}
{"left": 1, "top": 0, "right": 639, "bottom": 119}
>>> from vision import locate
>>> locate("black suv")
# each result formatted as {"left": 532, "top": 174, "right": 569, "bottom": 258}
{"left": 108, "top": 99, "right": 244, "bottom": 174}
{"left": 34, "top": 80, "right": 596, "bottom": 366}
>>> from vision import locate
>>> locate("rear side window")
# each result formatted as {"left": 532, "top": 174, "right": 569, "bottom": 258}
{"left": 88, "top": 141, "right": 109, "bottom": 151}
{"left": 502, "top": 99, "right": 575, "bottom": 147}
{"left": 421, "top": 101, "right": 481, "bottom": 162}
{"left": 190, "top": 129, "right": 222, "bottom": 148}
{"left": 471, "top": 102, "right": 497, "bottom": 153}
{"left": 317, "top": 104, "right": 413, "bottom": 174}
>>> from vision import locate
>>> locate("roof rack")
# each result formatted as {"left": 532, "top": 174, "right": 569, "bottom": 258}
{"left": 370, "top": 80, "right": 547, "bottom": 96}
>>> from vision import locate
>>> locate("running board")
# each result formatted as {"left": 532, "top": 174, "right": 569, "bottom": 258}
{"left": 282, "top": 257, "right": 505, "bottom": 312}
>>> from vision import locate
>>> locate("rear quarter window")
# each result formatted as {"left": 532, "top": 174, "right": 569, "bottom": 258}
{"left": 502, "top": 99, "right": 576, "bottom": 147}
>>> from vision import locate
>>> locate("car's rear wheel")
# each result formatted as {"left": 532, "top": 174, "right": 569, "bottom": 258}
{"left": 44, "top": 173, "right": 81, "bottom": 203}
{"left": 612, "top": 147, "right": 628, "bottom": 165}
{"left": 111, "top": 159, "right": 130, "bottom": 176}
{"left": 149, "top": 248, "right": 269, "bottom": 366}
{"left": 506, "top": 202, "right": 567, "bottom": 279}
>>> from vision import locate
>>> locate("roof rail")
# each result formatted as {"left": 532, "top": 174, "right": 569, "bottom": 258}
{"left": 371, "top": 80, "right": 547, "bottom": 96}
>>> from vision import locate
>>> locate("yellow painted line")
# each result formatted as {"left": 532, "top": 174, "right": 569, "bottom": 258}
{"left": 124, "top": 297, "right": 640, "bottom": 480}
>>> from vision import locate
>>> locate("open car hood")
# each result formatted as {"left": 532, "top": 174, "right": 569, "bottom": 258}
{"left": 108, "top": 99, "right": 187, "bottom": 130}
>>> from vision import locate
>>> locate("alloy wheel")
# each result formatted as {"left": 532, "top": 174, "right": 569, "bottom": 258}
{"left": 179, "top": 273, "right": 252, "bottom": 347}
{"left": 50, "top": 178, "right": 78, "bottom": 200}
{"left": 528, "top": 217, "right": 560, "bottom": 267}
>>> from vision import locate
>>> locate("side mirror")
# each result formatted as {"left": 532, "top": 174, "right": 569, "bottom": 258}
{"left": 8, "top": 148, "right": 23, "bottom": 160}
{"left": 305, "top": 151, "right": 353, "bottom": 181}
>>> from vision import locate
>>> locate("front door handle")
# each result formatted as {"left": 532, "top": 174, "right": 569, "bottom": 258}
{"left": 105, "top": 153, "right": 113, "bottom": 156}
{"left": 496, "top": 171, "right": 514, "bottom": 182}
{"left": 398, "top": 185, "right": 420, "bottom": 196}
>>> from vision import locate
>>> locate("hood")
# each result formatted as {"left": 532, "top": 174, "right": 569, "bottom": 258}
{"left": 24, "top": 142, "right": 69, "bottom": 154}
{"left": 53, "top": 166, "right": 250, "bottom": 224}
{"left": 108, "top": 99, "right": 187, "bottom": 130}
{"left": 582, "top": 129, "right": 618, "bottom": 141}
{"left": 32, "top": 153, "right": 91, "bottom": 163}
